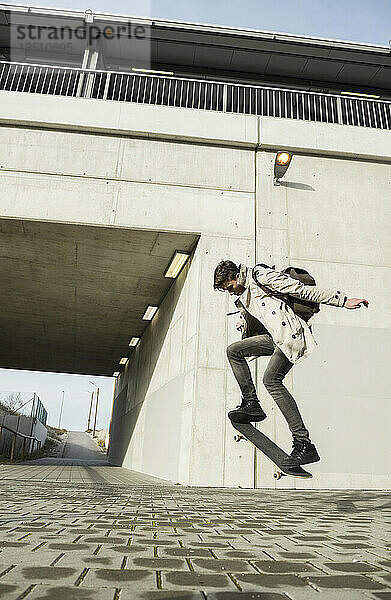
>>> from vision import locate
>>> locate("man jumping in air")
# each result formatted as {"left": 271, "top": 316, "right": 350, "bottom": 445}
{"left": 214, "top": 260, "right": 369, "bottom": 467}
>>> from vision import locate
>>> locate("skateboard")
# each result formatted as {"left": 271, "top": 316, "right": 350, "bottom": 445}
{"left": 230, "top": 420, "right": 312, "bottom": 480}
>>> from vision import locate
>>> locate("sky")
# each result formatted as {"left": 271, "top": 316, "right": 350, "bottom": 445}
{"left": 0, "top": 368, "right": 115, "bottom": 431}
{"left": 3, "top": 0, "right": 391, "bottom": 45}
{"left": 0, "top": 0, "right": 387, "bottom": 431}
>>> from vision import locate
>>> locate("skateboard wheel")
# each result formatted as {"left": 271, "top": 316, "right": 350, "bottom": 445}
{"left": 273, "top": 471, "right": 282, "bottom": 480}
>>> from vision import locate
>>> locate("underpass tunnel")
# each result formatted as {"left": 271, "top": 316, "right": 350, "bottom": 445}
{"left": 0, "top": 217, "right": 200, "bottom": 376}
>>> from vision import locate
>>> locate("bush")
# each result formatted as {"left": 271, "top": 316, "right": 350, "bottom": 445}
{"left": 46, "top": 425, "right": 67, "bottom": 441}
{"left": 26, "top": 425, "right": 67, "bottom": 460}
{"left": 27, "top": 435, "right": 61, "bottom": 460}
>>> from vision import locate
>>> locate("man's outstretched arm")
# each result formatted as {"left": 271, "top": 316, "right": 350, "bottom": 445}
{"left": 253, "top": 265, "right": 369, "bottom": 309}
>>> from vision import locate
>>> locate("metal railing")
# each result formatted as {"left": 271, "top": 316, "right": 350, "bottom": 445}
{"left": 30, "top": 392, "right": 47, "bottom": 426}
{"left": 0, "top": 391, "right": 47, "bottom": 426}
{"left": 0, "top": 424, "right": 42, "bottom": 461}
{"left": 0, "top": 61, "right": 390, "bottom": 130}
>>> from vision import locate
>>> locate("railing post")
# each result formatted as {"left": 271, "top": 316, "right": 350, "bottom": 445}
{"left": 10, "top": 433, "right": 16, "bottom": 462}
{"left": 103, "top": 72, "right": 111, "bottom": 100}
{"left": 22, "top": 437, "right": 26, "bottom": 459}
{"left": 336, "top": 96, "right": 343, "bottom": 125}
{"left": 222, "top": 83, "right": 227, "bottom": 112}
{"left": 76, "top": 71, "right": 86, "bottom": 98}
{"left": 84, "top": 71, "right": 95, "bottom": 99}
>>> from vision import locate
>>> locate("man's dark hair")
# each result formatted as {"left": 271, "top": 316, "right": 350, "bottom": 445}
{"left": 213, "top": 260, "right": 239, "bottom": 290}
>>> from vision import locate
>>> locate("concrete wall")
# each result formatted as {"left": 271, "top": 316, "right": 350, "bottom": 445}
{"left": 0, "top": 91, "right": 390, "bottom": 488}
{"left": 254, "top": 151, "right": 391, "bottom": 489}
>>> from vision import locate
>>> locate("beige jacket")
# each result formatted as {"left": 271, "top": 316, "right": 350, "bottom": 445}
{"left": 234, "top": 264, "right": 347, "bottom": 364}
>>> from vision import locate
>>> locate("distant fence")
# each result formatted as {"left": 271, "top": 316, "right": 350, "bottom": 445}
{"left": 0, "top": 391, "right": 48, "bottom": 460}
{"left": 0, "top": 61, "right": 390, "bottom": 130}
{"left": 30, "top": 393, "right": 47, "bottom": 426}
{"left": 0, "top": 391, "right": 47, "bottom": 426}
{"left": 0, "top": 413, "right": 47, "bottom": 460}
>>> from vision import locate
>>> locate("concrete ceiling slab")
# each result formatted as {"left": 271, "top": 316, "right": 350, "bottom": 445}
{"left": 0, "top": 218, "right": 199, "bottom": 376}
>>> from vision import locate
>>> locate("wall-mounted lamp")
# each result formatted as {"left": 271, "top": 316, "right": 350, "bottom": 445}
{"left": 164, "top": 251, "right": 190, "bottom": 278}
{"left": 143, "top": 305, "right": 158, "bottom": 320}
{"left": 274, "top": 151, "right": 293, "bottom": 185}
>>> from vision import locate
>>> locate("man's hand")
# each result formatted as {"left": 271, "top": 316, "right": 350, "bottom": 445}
{"left": 344, "top": 298, "right": 369, "bottom": 309}
{"left": 236, "top": 320, "right": 243, "bottom": 331}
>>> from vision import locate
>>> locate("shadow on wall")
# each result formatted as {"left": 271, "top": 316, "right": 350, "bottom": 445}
{"left": 278, "top": 181, "right": 315, "bottom": 191}
{"left": 108, "top": 246, "right": 197, "bottom": 467}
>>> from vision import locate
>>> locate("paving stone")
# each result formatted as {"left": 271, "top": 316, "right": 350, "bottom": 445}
{"left": 55, "top": 554, "right": 121, "bottom": 568}
{"left": 120, "top": 592, "right": 204, "bottom": 599}
{"left": 81, "top": 536, "right": 126, "bottom": 544}
{"left": 162, "top": 548, "right": 213, "bottom": 558}
{"left": 292, "top": 535, "right": 332, "bottom": 541}
{"left": 128, "top": 538, "right": 177, "bottom": 546}
{"left": 46, "top": 543, "right": 91, "bottom": 550}
{"left": 321, "top": 561, "right": 382, "bottom": 572}
{"left": 212, "top": 550, "right": 269, "bottom": 560}
{"left": 129, "top": 557, "right": 188, "bottom": 570}
{"left": 107, "top": 544, "right": 155, "bottom": 553}
{"left": 163, "top": 571, "right": 234, "bottom": 589}
{"left": 0, "top": 551, "right": 63, "bottom": 566}
{"left": 19, "top": 584, "right": 114, "bottom": 599}
{"left": 205, "top": 593, "right": 287, "bottom": 599}
{"left": 252, "top": 560, "right": 317, "bottom": 573}
{"left": 305, "top": 575, "right": 386, "bottom": 589}
{"left": 371, "top": 575, "right": 391, "bottom": 587}
{"left": 331, "top": 543, "right": 372, "bottom": 549}
{"left": 0, "top": 540, "right": 30, "bottom": 548}
{"left": 277, "top": 590, "right": 371, "bottom": 599}
{"left": 82, "top": 567, "right": 157, "bottom": 588}
{"left": 0, "top": 583, "right": 19, "bottom": 599}
{"left": 2, "top": 565, "right": 79, "bottom": 584}
{"left": 277, "top": 552, "right": 319, "bottom": 559}
{"left": 234, "top": 573, "right": 308, "bottom": 589}
{"left": 190, "top": 559, "right": 254, "bottom": 573}
{"left": 189, "top": 542, "right": 231, "bottom": 548}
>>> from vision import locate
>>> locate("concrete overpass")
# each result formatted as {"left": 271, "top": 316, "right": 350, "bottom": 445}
{"left": 0, "top": 5, "right": 389, "bottom": 489}
{"left": 0, "top": 88, "right": 390, "bottom": 489}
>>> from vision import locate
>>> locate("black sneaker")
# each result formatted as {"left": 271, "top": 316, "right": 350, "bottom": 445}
{"left": 282, "top": 438, "right": 320, "bottom": 467}
{"left": 228, "top": 398, "right": 267, "bottom": 423}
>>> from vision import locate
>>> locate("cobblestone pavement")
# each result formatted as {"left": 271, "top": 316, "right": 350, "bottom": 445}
{"left": 0, "top": 444, "right": 389, "bottom": 599}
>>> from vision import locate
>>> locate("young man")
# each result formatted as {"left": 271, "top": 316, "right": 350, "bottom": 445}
{"left": 214, "top": 260, "right": 369, "bottom": 467}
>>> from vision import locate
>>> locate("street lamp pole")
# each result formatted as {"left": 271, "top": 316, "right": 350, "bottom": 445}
{"left": 58, "top": 390, "right": 65, "bottom": 429}
{"left": 89, "top": 381, "right": 100, "bottom": 437}
{"left": 93, "top": 387, "right": 99, "bottom": 437}
{"left": 87, "top": 390, "right": 94, "bottom": 431}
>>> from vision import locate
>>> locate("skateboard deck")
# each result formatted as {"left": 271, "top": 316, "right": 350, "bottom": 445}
{"left": 231, "top": 421, "right": 312, "bottom": 480}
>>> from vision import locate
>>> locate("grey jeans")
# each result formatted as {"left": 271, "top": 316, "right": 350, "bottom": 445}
{"left": 226, "top": 334, "right": 310, "bottom": 441}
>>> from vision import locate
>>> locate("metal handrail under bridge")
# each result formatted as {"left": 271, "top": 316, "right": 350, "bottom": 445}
{"left": 0, "top": 60, "right": 390, "bottom": 130}
{"left": 0, "top": 424, "right": 42, "bottom": 462}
